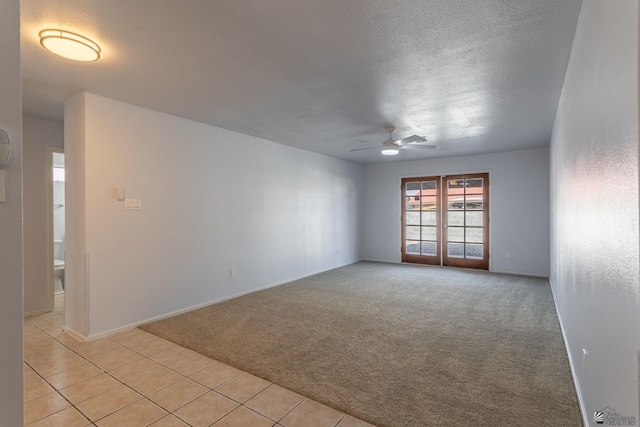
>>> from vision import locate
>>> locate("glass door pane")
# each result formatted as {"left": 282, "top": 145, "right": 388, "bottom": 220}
{"left": 401, "top": 173, "right": 489, "bottom": 270}
{"left": 402, "top": 177, "right": 440, "bottom": 265}
{"left": 442, "top": 174, "right": 489, "bottom": 270}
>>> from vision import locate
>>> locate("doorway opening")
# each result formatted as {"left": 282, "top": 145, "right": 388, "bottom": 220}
{"left": 48, "top": 148, "right": 65, "bottom": 314}
{"left": 401, "top": 173, "right": 489, "bottom": 270}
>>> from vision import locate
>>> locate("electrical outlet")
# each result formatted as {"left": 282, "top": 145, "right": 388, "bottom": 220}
{"left": 124, "top": 199, "right": 142, "bottom": 210}
{"left": 583, "top": 349, "right": 589, "bottom": 372}
{"left": 230, "top": 268, "right": 236, "bottom": 278}
{"left": 505, "top": 251, "right": 511, "bottom": 259}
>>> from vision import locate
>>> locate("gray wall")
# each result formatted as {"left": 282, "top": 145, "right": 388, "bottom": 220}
{"left": 550, "top": 0, "right": 639, "bottom": 424}
{"left": 362, "top": 147, "right": 551, "bottom": 277}
{"left": 0, "top": 0, "right": 23, "bottom": 424}
{"left": 23, "top": 116, "right": 64, "bottom": 315}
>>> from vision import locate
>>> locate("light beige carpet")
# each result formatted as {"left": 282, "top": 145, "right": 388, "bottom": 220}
{"left": 141, "top": 261, "right": 582, "bottom": 427}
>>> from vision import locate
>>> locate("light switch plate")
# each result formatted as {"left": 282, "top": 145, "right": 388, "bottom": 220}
{"left": 114, "top": 186, "right": 125, "bottom": 201}
{"left": 124, "top": 198, "right": 141, "bottom": 210}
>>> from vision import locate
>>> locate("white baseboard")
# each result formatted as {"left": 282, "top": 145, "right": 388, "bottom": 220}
{"left": 490, "top": 268, "right": 550, "bottom": 279}
{"left": 80, "top": 259, "right": 363, "bottom": 341}
{"left": 550, "top": 285, "right": 589, "bottom": 426}
{"left": 24, "top": 308, "right": 52, "bottom": 318}
{"left": 362, "top": 258, "right": 549, "bottom": 279}
{"left": 63, "top": 325, "right": 88, "bottom": 342}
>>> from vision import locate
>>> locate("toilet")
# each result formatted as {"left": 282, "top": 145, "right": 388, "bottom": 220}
{"left": 53, "top": 238, "right": 65, "bottom": 293}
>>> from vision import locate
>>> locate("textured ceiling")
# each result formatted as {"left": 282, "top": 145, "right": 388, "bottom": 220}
{"left": 21, "top": 0, "right": 583, "bottom": 164}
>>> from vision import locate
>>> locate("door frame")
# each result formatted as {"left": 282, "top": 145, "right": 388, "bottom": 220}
{"left": 399, "top": 170, "right": 492, "bottom": 271}
{"left": 401, "top": 176, "right": 442, "bottom": 266}
{"left": 46, "top": 146, "right": 64, "bottom": 313}
{"left": 441, "top": 173, "right": 490, "bottom": 270}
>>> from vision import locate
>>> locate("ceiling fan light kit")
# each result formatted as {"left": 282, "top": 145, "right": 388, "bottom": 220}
{"left": 350, "top": 125, "right": 436, "bottom": 156}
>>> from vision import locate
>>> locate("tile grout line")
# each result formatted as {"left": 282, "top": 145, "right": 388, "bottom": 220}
{"left": 24, "top": 319, "right": 94, "bottom": 426}
{"left": 27, "top": 323, "right": 176, "bottom": 425}
{"left": 26, "top": 298, "right": 363, "bottom": 427}
{"left": 27, "top": 316, "right": 276, "bottom": 426}
{"left": 26, "top": 316, "right": 165, "bottom": 425}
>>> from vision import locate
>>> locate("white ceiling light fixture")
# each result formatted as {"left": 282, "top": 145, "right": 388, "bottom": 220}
{"left": 381, "top": 146, "right": 399, "bottom": 156}
{"left": 39, "top": 29, "right": 101, "bottom": 62}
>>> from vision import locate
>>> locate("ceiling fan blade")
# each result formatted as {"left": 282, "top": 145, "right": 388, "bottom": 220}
{"left": 349, "top": 146, "right": 380, "bottom": 152}
{"left": 401, "top": 143, "right": 437, "bottom": 150}
{"left": 396, "top": 135, "right": 428, "bottom": 145}
{"left": 355, "top": 139, "right": 378, "bottom": 144}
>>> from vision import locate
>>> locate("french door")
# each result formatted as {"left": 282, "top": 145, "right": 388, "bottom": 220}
{"left": 401, "top": 173, "right": 489, "bottom": 270}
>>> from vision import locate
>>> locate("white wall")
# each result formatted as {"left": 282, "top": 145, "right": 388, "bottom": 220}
{"left": 361, "top": 148, "right": 550, "bottom": 277}
{"left": 23, "top": 116, "right": 64, "bottom": 314}
{"left": 65, "top": 92, "right": 363, "bottom": 338}
{"left": 64, "top": 94, "right": 88, "bottom": 337}
{"left": 53, "top": 154, "right": 66, "bottom": 281}
{"left": 550, "top": 0, "right": 639, "bottom": 424}
{"left": 54, "top": 180, "right": 66, "bottom": 242}
{"left": 0, "top": 0, "right": 23, "bottom": 424}
{"left": 53, "top": 179, "right": 65, "bottom": 294}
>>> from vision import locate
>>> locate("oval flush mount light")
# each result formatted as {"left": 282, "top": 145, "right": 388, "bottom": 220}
{"left": 39, "top": 29, "right": 101, "bottom": 62}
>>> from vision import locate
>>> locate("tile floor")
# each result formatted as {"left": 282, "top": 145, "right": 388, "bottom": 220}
{"left": 24, "top": 294, "right": 374, "bottom": 427}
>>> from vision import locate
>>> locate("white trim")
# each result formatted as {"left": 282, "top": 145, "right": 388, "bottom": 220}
{"left": 363, "top": 258, "right": 548, "bottom": 279}
{"left": 24, "top": 308, "right": 53, "bottom": 318}
{"left": 63, "top": 325, "right": 88, "bottom": 342}
{"left": 363, "top": 258, "right": 401, "bottom": 264}
{"left": 46, "top": 147, "right": 64, "bottom": 313}
{"left": 75, "top": 260, "right": 363, "bottom": 341}
{"left": 85, "top": 253, "right": 90, "bottom": 334}
{"left": 550, "top": 281, "right": 588, "bottom": 426}
{"left": 490, "top": 269, "right": 549, "bottom": 279}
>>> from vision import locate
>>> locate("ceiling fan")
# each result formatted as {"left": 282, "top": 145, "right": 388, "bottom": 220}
{"left": 350, "top": 126, "right": 436, "bottom": 156}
